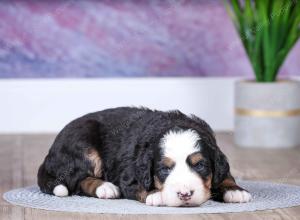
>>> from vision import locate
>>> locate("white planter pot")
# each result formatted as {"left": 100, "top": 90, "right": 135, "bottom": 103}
{"left": 234, "top": 80, "right": 300, "bottom": 148}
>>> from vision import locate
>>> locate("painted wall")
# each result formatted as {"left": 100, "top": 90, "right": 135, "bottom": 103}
{"left": 0, "top": 78, "right": 237, "bottom": 132}
{"left": 0, "top": 0, "right": 299, "bottom": 78}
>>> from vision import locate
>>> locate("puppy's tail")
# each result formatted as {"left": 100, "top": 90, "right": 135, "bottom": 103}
{"left": 37, "top": 162, "right": 69, "bottom": 197}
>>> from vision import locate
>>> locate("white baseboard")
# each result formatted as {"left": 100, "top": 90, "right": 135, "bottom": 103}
{"left": 0, "top": 77, "right": 241, "bottom": 133}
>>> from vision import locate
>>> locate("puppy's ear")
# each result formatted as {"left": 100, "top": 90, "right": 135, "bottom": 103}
{"left": 212, "top": 149, "right": 230, "bottom": 188}
{"left": 134, "top": 143, "right": 154, "bottom": 191}
{"left": 209, "top": 145, "right": 230, "bottom": 189}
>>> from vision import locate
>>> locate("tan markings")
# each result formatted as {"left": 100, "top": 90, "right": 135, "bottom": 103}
{"left": 136, "top": 188, "right": 160, "bottom": 203}
{"left": 162, "top": 157, "right": 175, "bottom": 168}
{"left": 189, "top": 152, "right": 203, "bottom": 165}
{"left": 203, "top": 174, "right": 212, "bottom": 200}
{"left": 86, "top": 148, "right": 102, "bottom": 177}
{"left": 136, "top": 189, "right": 148, "bottom": 203}
{"left": 80, "top": 177, "right": 103, "bottom": 197}
{"left": 221, "top": 177, "right": 236, "bottom": 188}
{"left": 218, "top": 175, "right": 244, "bottom": 193}
{"left": 204, "top": 174, "right": 212, "bottom": 190}
{"left": 154, "top": 176, "right": 164, "bottom": 190}
{"left": 205, "top": 189, "right": 212, "bottom": 201}
{"left": 136, "top": 177, "right": 163, "bottom": 203}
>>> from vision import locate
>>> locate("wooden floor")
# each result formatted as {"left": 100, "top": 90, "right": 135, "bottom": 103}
{"left": 1, "top": 133, "right": 300, "bottom": 220}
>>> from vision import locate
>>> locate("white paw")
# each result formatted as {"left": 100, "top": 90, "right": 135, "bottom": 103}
{"left": 53, "top": 184, "right": 69, "bottom": 197}
{"left": 96, "top": 182, "right": 120, "bottom": 199}
{"left": 146, "top": 191, "right": 164, "bottom": 206}
{"left": 223, "top": 190, "right": 252, "bottom": 203}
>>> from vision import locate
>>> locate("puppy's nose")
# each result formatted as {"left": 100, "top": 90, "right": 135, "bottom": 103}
{"left": 177, "top": 190, "right": 194, "bottom": 201}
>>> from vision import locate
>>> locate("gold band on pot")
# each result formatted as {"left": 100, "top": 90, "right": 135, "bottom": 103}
{"left": 235, "top": 108, "right": 300, "bottom": 117}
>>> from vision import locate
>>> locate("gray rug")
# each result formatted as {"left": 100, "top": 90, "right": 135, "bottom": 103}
{"left": 3, "top": 180, "right": 300, "bottom": 214}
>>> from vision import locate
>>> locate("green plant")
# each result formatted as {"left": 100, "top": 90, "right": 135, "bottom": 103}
{"left": 224, "top": 0, "right": 300, "bottom": 82}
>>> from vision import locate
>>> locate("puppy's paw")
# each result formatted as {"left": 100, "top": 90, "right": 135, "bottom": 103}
{"left": 53, "top": 184, "right": 69, "bottom": 197}
{"left": 96, "top": 182, "right": 120, "bottom": 199}
{"left": 146, "top": 191, "right": 164, "bottom": 206}
{"left": 223, "top": 190, "right": 252, "bottom": 203}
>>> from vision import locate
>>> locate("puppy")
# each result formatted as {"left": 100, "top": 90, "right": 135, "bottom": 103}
{"left": 38, "top": 107, "right": 251, "bottom": 206}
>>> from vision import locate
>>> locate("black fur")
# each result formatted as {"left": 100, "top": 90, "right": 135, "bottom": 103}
{"left": 38, "top": 107, "right": 230, "bottom": 200}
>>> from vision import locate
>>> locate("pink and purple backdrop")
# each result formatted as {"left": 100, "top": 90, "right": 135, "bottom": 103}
{"left": 0, "top": 0, "right": 299, "bottom": 78}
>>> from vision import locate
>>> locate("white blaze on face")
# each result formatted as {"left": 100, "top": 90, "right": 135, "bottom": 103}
{"left": 159, "top": 129, "right": 211, "bottom": 206}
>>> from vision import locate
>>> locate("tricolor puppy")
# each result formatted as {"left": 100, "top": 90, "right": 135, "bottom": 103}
{"left": 38, "top": 107, "right": 251, "bottom": 207}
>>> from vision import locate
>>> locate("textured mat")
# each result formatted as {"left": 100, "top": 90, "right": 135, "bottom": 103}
{"left": 3, "top": 180, "right": 300, "bottom": 214}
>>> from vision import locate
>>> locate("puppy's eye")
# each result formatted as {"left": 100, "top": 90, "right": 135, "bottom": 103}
{"left": 160, "top": 167, "right": 171, "bottom": 176}
{"left": 193, "top": 161, "right": 206, "bottom": 170}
